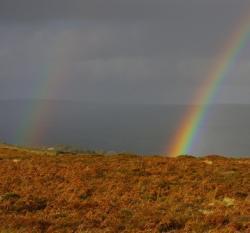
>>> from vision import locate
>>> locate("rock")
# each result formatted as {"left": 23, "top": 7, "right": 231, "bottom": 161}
{"left": 222, "top": 197, "right": 235, "bottom": 207}
{"left": 47, "top": 147, "right": 55, "bottom": 151}
{"left": 13, "top": 159, "right": 21, "bottom": 163}
{"left": 203, "top": 160, "right": 213, "bottom": 165}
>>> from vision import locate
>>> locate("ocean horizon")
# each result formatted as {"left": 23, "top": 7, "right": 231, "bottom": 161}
{"left": 0, "top": 99, "right": 249, "bottom": 157}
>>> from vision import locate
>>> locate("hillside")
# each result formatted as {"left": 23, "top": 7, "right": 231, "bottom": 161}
{"left": 0, "top": 145, "right": 249, "bottom": 233}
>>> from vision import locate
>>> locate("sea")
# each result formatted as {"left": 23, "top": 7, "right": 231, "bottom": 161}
{"left": 0, "top": 100, "right": 249, "bottom": 157}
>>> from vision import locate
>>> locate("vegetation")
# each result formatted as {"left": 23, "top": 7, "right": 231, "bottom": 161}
{"left": 0, "top": 145, "right": 249, "bottom": 232}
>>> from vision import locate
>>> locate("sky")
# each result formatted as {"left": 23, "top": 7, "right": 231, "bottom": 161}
{"left": 0, "top": 0, "right": 250, "bottom": 104}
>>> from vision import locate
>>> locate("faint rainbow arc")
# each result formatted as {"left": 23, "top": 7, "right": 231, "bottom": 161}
{"left": 16, "top": 26, "right": 78, "bottom": 146}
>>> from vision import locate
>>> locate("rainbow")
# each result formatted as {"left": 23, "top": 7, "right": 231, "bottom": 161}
{"left": 167, "top": 11, "right": 250, "bottom": 157}
{"left": 17, "top": 23, "right": 78, "bottom": 146}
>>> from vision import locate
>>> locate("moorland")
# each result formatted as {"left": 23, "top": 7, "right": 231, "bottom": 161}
{"left": 0, "top": 144, "right": 249, "bottom": 233}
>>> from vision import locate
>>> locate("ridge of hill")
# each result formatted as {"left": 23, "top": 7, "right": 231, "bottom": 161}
{"left": 0, "top": 145, "right": 249, "bottom": 232}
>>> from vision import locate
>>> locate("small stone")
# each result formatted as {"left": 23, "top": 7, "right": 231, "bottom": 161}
{"left": 203, "top": 160, "right": 213, "bottom": 165}
{"left": 47, "top": 147, "right": 55, "bottom": 151}
{"left": 222, "top": 197, "right": 235, "bottom": 207}
{"left": 13, "top": 159, "right": 21, "bottom": 163}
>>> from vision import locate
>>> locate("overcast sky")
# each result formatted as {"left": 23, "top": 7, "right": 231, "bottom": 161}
{"left": 0, "top": 0, "right": 250, "bottom": 104}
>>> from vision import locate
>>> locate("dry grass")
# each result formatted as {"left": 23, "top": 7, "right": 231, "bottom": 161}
{"left": 0, "top": 145, "right": 249, "bottom": 233}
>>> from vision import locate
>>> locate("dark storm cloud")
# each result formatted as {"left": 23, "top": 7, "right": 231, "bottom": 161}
{"left": 0, "top": 0, "right": 172, "bottom": 21}
{"left": 0, "top": 0, "right": 250, "bottom": 103}
{"left": 0, "top": 0, "right": 248, "bottom": 21}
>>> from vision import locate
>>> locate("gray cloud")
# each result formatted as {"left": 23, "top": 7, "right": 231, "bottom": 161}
{"left": 0, "top": 0, "right": 248, "bottom": 21}
{"left": 0, "top": 0, "right": 250, "bottom": 104}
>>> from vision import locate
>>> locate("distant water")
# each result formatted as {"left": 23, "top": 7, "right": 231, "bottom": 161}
{"left": 0, "top": 100, "right": 250, "bottom": 157}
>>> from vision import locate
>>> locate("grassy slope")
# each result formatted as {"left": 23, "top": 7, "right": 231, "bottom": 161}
{"left": 0, "top": 145, "right": 249, "bottom": 233}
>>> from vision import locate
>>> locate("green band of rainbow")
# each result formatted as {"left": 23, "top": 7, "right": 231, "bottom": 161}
{"left": 168, "top": 10, "right": 250, "bottom": 157}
